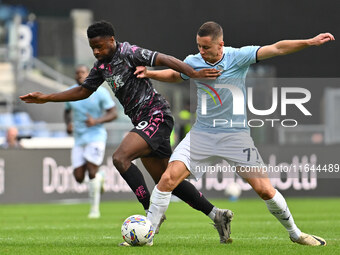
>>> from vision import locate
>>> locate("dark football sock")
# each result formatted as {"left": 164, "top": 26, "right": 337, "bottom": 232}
{"left": 172, "top": 180, "right": 214, "bottom": 215}
{"left": 121, "top": 163, "right": 151, "bottom": 210}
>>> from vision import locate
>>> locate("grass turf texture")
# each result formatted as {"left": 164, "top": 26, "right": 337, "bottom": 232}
{"left": 0, "top": 198, "right": 339, "bottom": 255}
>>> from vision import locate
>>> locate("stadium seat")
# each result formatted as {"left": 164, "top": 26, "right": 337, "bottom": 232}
{"left": 0, "top": 112, "right": 15, "bottom": 127}
{"left": 52, "top": 131, "right": 68, "bottom": 137}
{"left": 32, "top": 121, "right": 51, "bottom": 137}
{"left": 13, "top": 111, "right": 33, "bottom": 136}
{"left": 13, "top": 111, "right": 33, "bottom": 126}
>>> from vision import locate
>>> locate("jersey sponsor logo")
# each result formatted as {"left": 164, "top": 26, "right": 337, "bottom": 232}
{"left": 106, "top": 75, "right": 124, "bottom": 90}
{"left": 198, "top": 82, "right": 223, "bottom": 115}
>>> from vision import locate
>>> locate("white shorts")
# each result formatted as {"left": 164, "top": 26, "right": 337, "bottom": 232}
{"left": 71, "top": 141, "right": 106, "bottom": 168}
{"left": 169, "top": 130, "right": 264, "bottom": 180}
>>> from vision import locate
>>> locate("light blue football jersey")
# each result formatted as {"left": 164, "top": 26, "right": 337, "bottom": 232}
{"left": 65, "top": 85, "right": 115, "bottom": 145}
{"left": 181, "top": 46, "right": 260, "bottom": 133}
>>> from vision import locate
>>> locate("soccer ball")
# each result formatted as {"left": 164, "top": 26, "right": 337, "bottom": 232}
{"left": 121, "top": 215, "right": 154, "bottom": 246}
{"left": 224, "top": 182, "right": 242, "bottom": 201}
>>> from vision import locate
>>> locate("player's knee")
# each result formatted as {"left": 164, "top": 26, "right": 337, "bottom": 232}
{"left": 112, "top": 153, "right": 123, "bottom": 172}
{"left": 88, "top": 171, "right": 96, "bottom": 179}
{"left": 257, "top": 186, "right": 276, "bottom": 200}
{"left": 73, "top": 172, "right": 84, "bottom": 183}
{"left": 112, "top": 151, "right": 129, "bottom": 173}
{"left": 158, "top": 173, "right": 176, "bottom": 192}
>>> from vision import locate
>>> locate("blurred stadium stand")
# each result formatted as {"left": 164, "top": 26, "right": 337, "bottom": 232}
{"left": 0, "top": 62, "right": 14, "bottom": 95}
{"left": 324, "top": 88, "right": 340, "bottom": 144}
{"left": 0, "top": 3, "right": 132, "bottom": 148}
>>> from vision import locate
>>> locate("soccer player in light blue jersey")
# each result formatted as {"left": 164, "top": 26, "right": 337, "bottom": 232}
{"left": 136, "top": 21, "right": 334, "bottom": 245}
{"left": 64, "top": 65, "right": 118, "bottom": 218}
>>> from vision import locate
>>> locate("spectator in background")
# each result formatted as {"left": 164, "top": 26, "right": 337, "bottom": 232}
{"left": 1, "top": 126, "right": 21, "bottom": 149}
{"left": 64, "top": 65, "right": 118, "bottom": 219}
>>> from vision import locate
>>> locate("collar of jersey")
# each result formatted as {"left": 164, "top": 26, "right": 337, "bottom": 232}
{"left": 204, "top": 53, "right": 225, "bottom": 66}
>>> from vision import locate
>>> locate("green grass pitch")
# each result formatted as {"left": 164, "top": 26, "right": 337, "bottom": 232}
{"left": 0, "top": 198, "right": 339, "bottom": 255}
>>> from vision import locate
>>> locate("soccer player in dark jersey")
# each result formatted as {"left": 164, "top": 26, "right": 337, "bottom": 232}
{"left": 20, "top": 21, "right": 232, "bottom": 245}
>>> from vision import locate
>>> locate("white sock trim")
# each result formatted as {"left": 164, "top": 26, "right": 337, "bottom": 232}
{"left": 150, "top": 185, "right": 172, "bottom": 207}
{"left": 154, "top": 185, "right": 172, "bottom": 196}
{"left": 264, "top": 189, "right": 278, "bottom": 205}
{"left": 208, "top": 206, "right": 217, "bottom": 221}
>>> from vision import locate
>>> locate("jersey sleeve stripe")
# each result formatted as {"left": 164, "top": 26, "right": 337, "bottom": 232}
{"left": 255, "top": 46, "right": 262, "bottom": 63}
{"left": 180, "top": 73, "right": 190, "bottom": 80}
{"left": 150, "top": 52, "right": 158, "bottom": 66}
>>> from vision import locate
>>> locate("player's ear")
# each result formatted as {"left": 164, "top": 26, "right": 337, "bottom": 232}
{"left": 219, "top": 40, "right": 224, "bottom": 47}
{"left": 110, "top": 36, "right": 115, "bottom": 43}
{"left": 109, "top": 36, "right": 116, "bottom": 47}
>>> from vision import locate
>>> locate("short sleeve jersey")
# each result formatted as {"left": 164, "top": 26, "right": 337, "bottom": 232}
{"left": 82, "top": 41, "right": 172, "bottom": 125}
{"left": 181, "top": 46, "right": 260, "bottom": 133}
{"left": 65, "top": 85, "right": 115, "bottom": 145}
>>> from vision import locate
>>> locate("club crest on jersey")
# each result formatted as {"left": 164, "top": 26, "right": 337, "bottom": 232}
{"left": 141, "top": 49, "right": 152, "bottom": 60}
{"left": 106, "top": 75, "right": 124, "bottom": 90}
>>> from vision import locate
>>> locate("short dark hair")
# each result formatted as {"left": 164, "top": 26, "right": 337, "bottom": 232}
{"left": 197, "top": 21, "right": 223, "bottom": 40}
{"left": 87, "top": 20, "right": 115, "bottom": 39}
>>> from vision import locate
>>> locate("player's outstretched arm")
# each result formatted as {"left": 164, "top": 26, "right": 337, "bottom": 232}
{"left": 134, "top": 53, "right": 221, "bottom": 83}
{"left": 257, "top": 32, "right": 335, "bottom": 61}
{"left": 19, "top": 86, "right": 93, "bottom": 104}
{"left": 134, "top": 66, "right": 181, "bottom": 82}
{"left": 154, "top": 53, "right": 220, "bottom": 80}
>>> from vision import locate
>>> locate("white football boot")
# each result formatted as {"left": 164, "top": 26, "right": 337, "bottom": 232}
{"left": 290, "top": 232, "right": 326, "bottom": 246}
{"left": 213, "top": 209, "right": 233, "bottom": 244}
